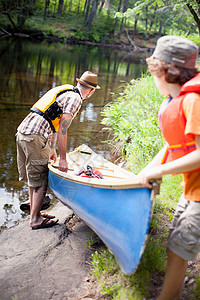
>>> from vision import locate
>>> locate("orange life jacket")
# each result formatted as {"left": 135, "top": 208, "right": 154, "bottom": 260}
{"left": 159, "top": 73, "right": 200, "bottom": 167}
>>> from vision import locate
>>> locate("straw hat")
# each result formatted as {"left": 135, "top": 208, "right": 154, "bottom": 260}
{"left": 76, "top": 71, "right": 100, "bottom": 89}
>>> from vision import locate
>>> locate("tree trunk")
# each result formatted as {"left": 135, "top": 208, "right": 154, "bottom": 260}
{"left": 63, "top": 0, "right": 68, "bottom": 13}
{"left": 87, "top": 0, "right": 98, "bottom": 31}
{"left": 133, "top": 17, "right": 138, "bottom": 38}
{"left": 77, "top": 0, "right": 81, "bottom": 13}
{"left": 145, "top": 6, "right": 148, "bottom": 31}
{"left": 84, "top": 0, "right": 91, "bottom": 24}
{"left": 119, "top": 18, "right": 124, "bottom": 39}
{"left": 16, "top": 0, "right": 34, "bottom": 30}
{"left": 83, "top": 0, "right": 88, "bottom": 14}
{"left": 114, "top": 0, "right": 123, "bottom": 28}
{"left": 195, "top": 0, "right": 200, "bottom": 14}
{"left": 98, "top": 0, "right": 105, "bottom": 14}
{"left": 44, "top": 0, "right": 50, "bottom": 19}
{"left": 118, "top": 0, "right": 128, "bottom": 39}
{"left": 5, "top": 12, "right": 18, "bottom": 31}
{"left": 58, "top": 0, "right": 64, "bottom": 14}
{"left": 187, "top": 3, "right": 200, "bottom": 35}
{"left": 157, "top": 20, "right": 163, "bottom": 37}
{"left": 149, "top": 5, "right": 157, "bottom": 30}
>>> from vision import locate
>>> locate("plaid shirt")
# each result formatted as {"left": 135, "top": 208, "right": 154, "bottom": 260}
{"left": 17, "top": 89, "right": 82, "bottom": 139}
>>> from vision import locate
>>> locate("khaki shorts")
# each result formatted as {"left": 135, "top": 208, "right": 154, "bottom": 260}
{"left": 16, "top": 133, "right": 51, "bottom": 187}
{"left": 167, "top": 194, "right": 200, "bottom": 261}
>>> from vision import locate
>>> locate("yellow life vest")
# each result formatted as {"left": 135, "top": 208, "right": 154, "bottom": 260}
{"left": 31, "top": 84, "right": 82, "bottom": 132}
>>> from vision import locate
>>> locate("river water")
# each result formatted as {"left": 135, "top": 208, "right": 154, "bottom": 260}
{"left": 0, "top": 37, "right": 147, "bottom": 230}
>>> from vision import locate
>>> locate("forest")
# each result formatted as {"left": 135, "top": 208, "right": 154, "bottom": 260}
{"left": 0, "top": 0, "right": 200, "bottom": 46}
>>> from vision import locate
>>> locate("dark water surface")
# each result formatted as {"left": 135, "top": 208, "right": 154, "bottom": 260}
{"left": 0, "top": 37, "right": 147, "bottom": 230}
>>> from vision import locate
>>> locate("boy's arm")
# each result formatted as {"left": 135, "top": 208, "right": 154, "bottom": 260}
{"left": 138, "top": 145, "right": 167, "bottom": 171}
{"left": 137, "top": 135, "right": 200, "bottom": 187}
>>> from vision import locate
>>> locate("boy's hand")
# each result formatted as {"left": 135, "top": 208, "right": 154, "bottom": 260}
{"left": 137, "top": 166, "right": 163, "bottom": 188}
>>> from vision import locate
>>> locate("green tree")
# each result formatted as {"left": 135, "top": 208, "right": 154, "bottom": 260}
{"left": 124, "top": 0, "right": 200, "bottom": 35}
{"left": 1, "top": 0, "right": 36, "bottom": 30}
{"left": 184, "top": 0, "right": 200, "bottom": 34}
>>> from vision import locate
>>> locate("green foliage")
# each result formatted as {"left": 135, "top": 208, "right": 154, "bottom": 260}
{"left": 102, "top": 75, "right": 165, "bottom": 173}
{"left": 84, "top": 234, "right": 95, "bottom": 249}
{"left": 122, "top": 0, "right": 199, "bottom": 36}
{"left": 157, "top": 175, "right": 183, "bottom": 206}
{"left": 90, "top": 214, "right": 167, "bottom": 298}
{"left": 0, "top": 0, "right": 199, "bottom": 43}
{"left": 91, "top": 249, "right": 119, "bottom": 277}
{"left": 47, "top": 27, "right": 57, "bottom": 36}
{"left": 193, "top": 276, "right": 200, "bottom": 299}
{"left": 70, "top": 12, "right": 115, "bottom": 43}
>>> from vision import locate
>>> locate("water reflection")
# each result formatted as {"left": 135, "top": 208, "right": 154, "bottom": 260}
{"left": 0, "top": 37, "right": 147, "bottom": 230}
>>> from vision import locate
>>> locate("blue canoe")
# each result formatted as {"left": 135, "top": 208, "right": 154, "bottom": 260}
{"left": 48, "top": 144, "right": 159, "bottom": 275}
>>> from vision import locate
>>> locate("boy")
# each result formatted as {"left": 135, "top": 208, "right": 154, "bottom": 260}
{"left": 137, "top": 36, "right": 200, "bottom": 299}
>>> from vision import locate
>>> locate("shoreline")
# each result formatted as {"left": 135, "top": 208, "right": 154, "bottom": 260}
{"left": 0, "top": 28, "right": 154, "bottom": 53}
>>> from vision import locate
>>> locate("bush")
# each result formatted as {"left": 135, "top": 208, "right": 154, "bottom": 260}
{"left": 102, "top": 74, "right": 166, "bottom": 173}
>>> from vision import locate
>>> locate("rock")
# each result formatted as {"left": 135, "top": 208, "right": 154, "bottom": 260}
{"left": 0, "top": 202, "right": 97, "bottom": 300}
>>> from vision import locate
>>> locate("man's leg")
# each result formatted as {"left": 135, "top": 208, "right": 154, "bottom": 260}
{"left": 157, "top": 248, "right": 188, "bottom": 300}
{"left": 29, "top": 185, "right": 47, "bottom": 227}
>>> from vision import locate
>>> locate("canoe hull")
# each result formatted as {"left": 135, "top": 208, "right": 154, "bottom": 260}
{"left": 49, "top": 170, "right": 153, "bottom": 275}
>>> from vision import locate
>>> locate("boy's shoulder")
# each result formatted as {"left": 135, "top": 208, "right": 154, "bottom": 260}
{"left": 183, "top": 93, "right": 200, "bottom": 118}
{"left": 183, "top": 92, "right": 200, "bottom": 104}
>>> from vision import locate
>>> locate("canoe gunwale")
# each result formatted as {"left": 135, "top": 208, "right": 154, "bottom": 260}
{"left": 48, "top": 164, "right": 142, "bottom": 189}
{"left": 48, "top": 144, "right": 161, "bottom": 192}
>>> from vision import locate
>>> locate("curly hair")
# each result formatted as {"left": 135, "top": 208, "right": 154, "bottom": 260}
{"left": 146, "top": 57, "right": 198, "bottom": 86}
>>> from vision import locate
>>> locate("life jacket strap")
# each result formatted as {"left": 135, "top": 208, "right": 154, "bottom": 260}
{"left": 168, "top": 141, "right": 196, "bottom": 152}
{"left": 30, "top": 107, "right": 55, "bottom": 132}
{"left": 162, "top": 141, "right": 196, "bottom": 164}
{"left": 72, "top": 86, "right": 82, "bottom": 100}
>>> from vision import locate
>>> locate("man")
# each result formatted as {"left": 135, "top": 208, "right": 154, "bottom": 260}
{"left": 16, "top": 71, "right": 100, "bottom": 230}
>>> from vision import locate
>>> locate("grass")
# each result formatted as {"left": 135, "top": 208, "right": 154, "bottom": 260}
{"left": 88, "top": 74, "right": 200, "bottom": 299}
{"left": 89, "top": 184, "right": 173, "bottom": 299}
{"left": 101, "top": 74, "right": 165, "bottom": 173}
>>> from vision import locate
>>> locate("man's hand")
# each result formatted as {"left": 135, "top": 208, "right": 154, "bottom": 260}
{"left": 50, "top": 148, "right": 57, "bottom": 162}
{"left": 59, "top": 158, "right": 68, "bottom": 172}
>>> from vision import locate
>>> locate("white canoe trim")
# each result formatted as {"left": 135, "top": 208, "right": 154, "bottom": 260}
{"left": 48, "top": 144, "right": 144, "bottom": 189}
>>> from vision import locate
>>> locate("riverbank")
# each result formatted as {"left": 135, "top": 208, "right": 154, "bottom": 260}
{"left": 0, "top": 200, "right": 110, "bottom": 300}
{"left": 0, "top": 27, "right": 154, "bottom": 53}
{"left": 0, "top": 12, "right": 156, "bottom": 53}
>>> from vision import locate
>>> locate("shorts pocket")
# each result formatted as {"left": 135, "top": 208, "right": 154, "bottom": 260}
{"left": 180, "top": 222, "right": 198, "bottom": 246}
{"left": 19, "top": 134, "right": 34, "bottom": 142}
{"left": 33, "top": 136, "right": 49, "bottom": 151}
{"left": 179, "top": 215, "right": 200, "bottom": 253}
{"left": 29, "top": 159, "right": 49, "bottom": 181}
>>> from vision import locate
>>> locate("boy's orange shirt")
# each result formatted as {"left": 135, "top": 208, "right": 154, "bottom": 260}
{"left": 182, "top": 92, "right": 200, "bottom": 201}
